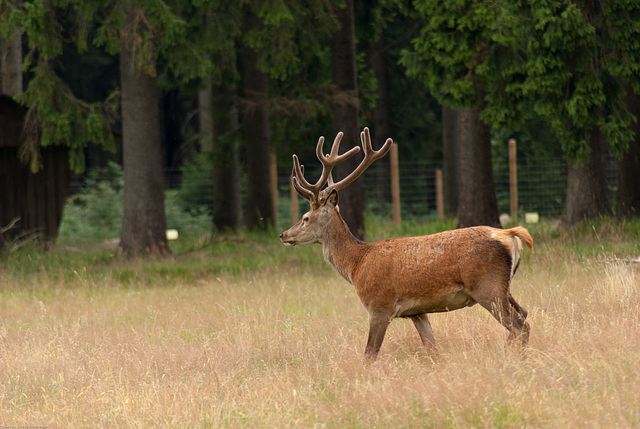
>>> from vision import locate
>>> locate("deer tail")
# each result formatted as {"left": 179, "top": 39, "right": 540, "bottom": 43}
{"left": 507, "top": 226, "right": 534, "bottom": 252}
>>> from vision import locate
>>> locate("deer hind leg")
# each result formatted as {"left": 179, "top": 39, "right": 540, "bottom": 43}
{"left": 506, "top": 294, "right": 530, "bottom": 346}
{"left": 364, "top": 309, "right": 392, "bottom": 362}
{"left": 410, "top": 313, "right": 437, "bottom": 350}
{"left": 474, "top": 292, "right": 530, "bottom": 347}
{"left": 508, "top": 292, "right": 528, "bottom": 320}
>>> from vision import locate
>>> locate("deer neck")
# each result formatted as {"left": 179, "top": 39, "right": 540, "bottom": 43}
{"left": 320, "top": 209, "right": 364, "bottom": 283}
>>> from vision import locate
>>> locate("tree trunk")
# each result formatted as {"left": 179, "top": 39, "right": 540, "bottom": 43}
{"left": 212, "top": 80, "right": 241, "bottom": 231}
{"left": 370, "top": 34, "right": 391, "bottom": 203}
{"left": 442, "top": 104, "right": 460, "bottom": 217}
{"left": 617, "top": 87, "right": 640, "bottom": 217}
{"left": 562, "top": 128, "right": 612, "bottom": 224}
{"left": 457, "top": 106, "right": 500, "bottom": 228}
{"left": 242, "top": 7, "right": 273, "bottom": 230}
{"left": 198, "top": 77, "right": 213, "bottom": 153}
{"left": 119, "top": 36, "right": 170, "bottom": 257}
{"left": 331, "top": 0, "right": 365, "bottom": 240}
{"left": 1, "top": 32, "right": 23, "bottom": 96}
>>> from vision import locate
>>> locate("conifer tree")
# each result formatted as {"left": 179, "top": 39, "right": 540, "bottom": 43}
{"left": 401, "top": 0, "right": 502, "bottom": 227}
{"left": 509, "top": 0, "right": 640, "bottom": 224}
{"left": 1, "top": 0, "right": 115, "bottom": 173}
{"left": 403, "top": 0, "right": 640, "bottom": 225}
{"left": 90, "top": 0, "right": 215, "bottom": 255}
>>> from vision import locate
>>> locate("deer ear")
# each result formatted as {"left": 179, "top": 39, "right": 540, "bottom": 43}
{"left": 325, "top": 189, "right": 339, "bottom": 208}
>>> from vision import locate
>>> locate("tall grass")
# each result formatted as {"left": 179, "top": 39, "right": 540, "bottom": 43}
{"left": 1, "top": 219, "right": 640, "bottom": 427}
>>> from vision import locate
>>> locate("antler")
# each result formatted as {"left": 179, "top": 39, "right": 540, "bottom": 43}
{"left": 291, "top": 127, "right": 393, "bottom": 205}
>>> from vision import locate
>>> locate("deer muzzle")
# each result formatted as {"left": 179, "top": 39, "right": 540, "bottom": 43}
{"left": 279, "top": 231, "right": 296, "bottom": 246}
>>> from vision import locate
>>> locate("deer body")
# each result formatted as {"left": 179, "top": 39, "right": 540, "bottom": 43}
{"left": 280, "top": 128, "right": 532, "bottom": 361}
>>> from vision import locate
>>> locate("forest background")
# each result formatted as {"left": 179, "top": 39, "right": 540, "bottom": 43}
{"left": 1, "top": 0, "right": 640, "bottom": 256}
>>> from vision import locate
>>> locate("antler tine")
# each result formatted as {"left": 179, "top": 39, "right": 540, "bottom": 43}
{"left": 317, "top": 131, "right": 361, "bottom": 184}
{"left": 319, "top": 131, "right": 361, "bottom": 191}
{"left": 291, "top": 157, "right": 315, "bottom": 202}
{"left": 290, "top": 133, "right": 361, "bottom": 204}
{"left": 291, "top": 129, "right": 389, "bottom": 204}
{"left": 292, "top": 154, "right": 320, "bottom": 203}
{"left": 319, "top": 131, "right": 361, "bottom": 163}
{"left": 326, "top": 127, "right": 393, "bottom": 194}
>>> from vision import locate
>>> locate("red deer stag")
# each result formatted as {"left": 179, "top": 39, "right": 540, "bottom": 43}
{"left": 279, "top": 128, "right": 533, "bottom": 361}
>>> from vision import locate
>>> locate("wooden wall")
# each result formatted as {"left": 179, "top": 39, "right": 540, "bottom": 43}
{"left": 0, "top": 95, "right": 71, "bottom": 246}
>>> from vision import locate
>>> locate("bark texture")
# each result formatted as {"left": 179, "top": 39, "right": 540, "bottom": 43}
{"left": 457, "top": 106, "right": 500, "bottom": 228}
{"left": 370, "top": 34, "right": 392, "bottom": 202}
{"left": 212, "top": 81, "right": 241, "bottom": 231}
{"left": 442, "top": 105, "right": 461, "bottom": 217}
{"left": 562, "top": 129, "right": 612, "bottom": 224}
{"left": 331, "top": 0, "right": 365, "bottom": 240}
{"left": 242, "top": 7, "right": 273, "bottom": 230}
{"left": 119, "top": 36, "right": 170, "bottom": 256}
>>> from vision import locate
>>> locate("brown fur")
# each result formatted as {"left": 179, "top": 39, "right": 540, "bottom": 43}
{"left": 281, "top": 193, "right": 533, "bottom": 361}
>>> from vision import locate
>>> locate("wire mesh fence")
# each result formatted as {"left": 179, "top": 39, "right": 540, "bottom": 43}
{"left": 70, "top": 156, "right": 620, "bottom": 229}
{"left": 494, "top": 157, "right": 568, "bottom": 218}
{"left": 274, "top": 156, "right": 618, "bottom": 224}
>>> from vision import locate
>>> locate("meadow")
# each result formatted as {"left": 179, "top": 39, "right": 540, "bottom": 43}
{"left": 1, "top": 218, "right": 640, "bottom": 428}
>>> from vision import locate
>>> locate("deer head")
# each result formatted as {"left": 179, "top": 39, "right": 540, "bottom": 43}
{"left": 280, "top": 127, "right": 393, "bottom": 246}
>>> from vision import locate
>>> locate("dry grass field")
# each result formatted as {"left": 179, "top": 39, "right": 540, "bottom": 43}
{"left": 1, "top": 220, "right": 640, "bottom": 428}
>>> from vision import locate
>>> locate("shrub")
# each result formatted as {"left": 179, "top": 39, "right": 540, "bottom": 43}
{"left": 59, "top": 162, "right": 213, "bottom": 246}
{"left": 59, "top": 162, "right": 124, "bottom": 243}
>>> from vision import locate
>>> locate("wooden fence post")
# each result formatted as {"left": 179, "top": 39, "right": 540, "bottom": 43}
{"left": 435, "top": 169, "right": 444, "bottom": 220}
{"left": 390, "top": 143, "right": 401, "bottom": 226}
{"left": 509, "top": 139, "right": 517, "bottom": 219}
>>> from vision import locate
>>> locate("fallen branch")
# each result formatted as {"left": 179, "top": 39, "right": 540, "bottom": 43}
{"left": 0, "top": 218, "right": 43, "bottom": 253}
{"left": 1, "top": 217, "right": 22, "bottom": 253}
{"left": 1, "top": 217, "right": 21, "bottom": 234}
{"left": 7, "top": 230, "right": 42, "bottom": 253}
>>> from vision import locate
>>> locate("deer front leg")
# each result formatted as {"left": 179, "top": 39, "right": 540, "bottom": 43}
{"left": 364, "top": 309, "right": 392, "bottom": 362}
{"left": 410, "top": 313, "right": 437, "bottom": 350}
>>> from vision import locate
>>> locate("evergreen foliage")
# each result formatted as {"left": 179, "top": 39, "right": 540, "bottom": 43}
{"left": 3, "top": 0, "right": 640, "bottom": 243}
{"left": 400, "top": 0, "right": 506, "bottom": 108}
{"left": 402, "top": 0, "right": 640, "bottom": 162}
{"left": 510, "top": 0, "right": 640, "bottom": 160}
{"left": 2, "top": 0, "right": 117, "bottom": 173}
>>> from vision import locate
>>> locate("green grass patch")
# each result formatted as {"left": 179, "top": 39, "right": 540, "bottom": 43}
{"left": 4, "top": 216, "right": 640, "bottom": 293}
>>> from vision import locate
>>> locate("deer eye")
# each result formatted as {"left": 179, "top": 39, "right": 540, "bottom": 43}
{"left": 302, "top": 216, "right": 310, "bottom": 224}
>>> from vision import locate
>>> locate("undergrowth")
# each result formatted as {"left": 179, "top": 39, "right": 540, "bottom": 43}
{"left": 6, "top": 158, "right": 640, "bottom": 290}
{"left": 3, "top": 213, "right": 640, "bottom": 294}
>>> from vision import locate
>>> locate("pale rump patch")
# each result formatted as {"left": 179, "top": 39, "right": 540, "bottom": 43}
{"left": 510, "top": 236, "right": 522, "bottom": 279}
{"left": 489, "top": 228, "right": 525, "bottom": 279}
{"left": 489, "top": 228, "right": 515, "bottom": 254}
